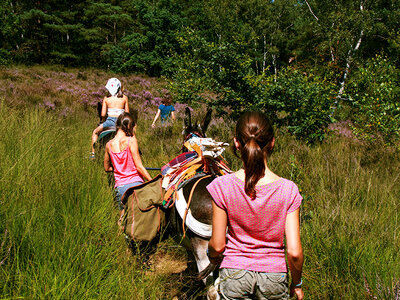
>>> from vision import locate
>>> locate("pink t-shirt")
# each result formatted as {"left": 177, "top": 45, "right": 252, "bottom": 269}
{"left": 108, "top": 138, "right": 144, "bottom": 188}
{"left": 206, "top": 173, "right": 302, "bottom": 273}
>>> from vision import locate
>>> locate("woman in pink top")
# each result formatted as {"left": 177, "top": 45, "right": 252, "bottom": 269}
{"left": 207, "top": 111, "right": 304, "bottom": 300}
{"left": 104, "top": 112, "right": 152, "bottom": 222}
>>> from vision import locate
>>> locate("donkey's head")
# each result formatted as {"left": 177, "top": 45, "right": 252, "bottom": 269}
{"left": 182, "top": 107, "right": 212, "bottom": 142}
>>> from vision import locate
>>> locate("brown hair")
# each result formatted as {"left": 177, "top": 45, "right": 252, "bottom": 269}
{"left": 116, "top": 83, "right": 124, "bottom": 98}
{"left": 233, "top": 111, "right": 275, "bottom": 199}
{"left": 116, "top": 112, "right": 136, "bottom": 137}
{"left": 161, "top": 93, "right": 172, "bottom": 106}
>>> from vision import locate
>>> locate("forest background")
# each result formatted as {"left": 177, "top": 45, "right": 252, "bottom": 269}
{"left": 1, "top": 0, "right": 400, "bottom": 299}
{"left": 1, "top": 0, "right": 400, "bottom": 143}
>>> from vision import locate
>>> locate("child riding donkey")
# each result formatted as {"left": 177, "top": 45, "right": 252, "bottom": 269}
{"left": 91, "top": 78, "right": 129, "bottom": 159}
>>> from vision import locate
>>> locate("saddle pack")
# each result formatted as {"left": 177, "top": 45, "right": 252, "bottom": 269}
{"left": 121, "top": 174, "right": 166, "bottom": 242}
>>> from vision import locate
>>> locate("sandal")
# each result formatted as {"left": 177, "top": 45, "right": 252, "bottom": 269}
{"left": 89, "top": 152, "right": 96, "bottom": 159}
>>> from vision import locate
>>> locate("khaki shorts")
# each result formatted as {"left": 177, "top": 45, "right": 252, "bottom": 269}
{"left": 218, "top": 268, "right": 289, "bottom": 300}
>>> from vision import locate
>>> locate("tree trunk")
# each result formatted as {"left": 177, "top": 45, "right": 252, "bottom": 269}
{"left": 272, "top": 54, "right": 277, "bottom": 82}
{"left": 114, "top": 21, "right": 117, "bottom": 43}
{"left": 270, "top": 39, "right": 277, "bottom": 82}
{"left": 217, "top": 33, "right": 222, "bottom": 72}
{"left": 254, "top": 39, "right": 259, "bottom": 75}
{"left": 336, "top": 29, "right": 364, "bottom": 98}
{"left": 330, "top": 23, "right": 335, "bottom": 62}
{"left": 262, "top": 34, "right": 267, "bottom": 74}
{"left": 331, "top": 2, "right": 365, "bottom": 115}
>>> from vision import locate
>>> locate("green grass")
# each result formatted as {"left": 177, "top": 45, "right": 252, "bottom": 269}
{"left": 0, "top": 101, "right": 175, "bottom": 299}
{"left": 0, "top": 66, "right": 399, "bottom": 299}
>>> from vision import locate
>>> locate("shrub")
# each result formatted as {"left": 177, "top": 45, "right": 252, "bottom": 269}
{"left": 346, "top": 55, "right": 400, "bottom": 145}
{"left": 0, "top": 49, "right": 11, "bottom": 66}
{"left": 264, "top": 68, "right": 336, "bottom": 143}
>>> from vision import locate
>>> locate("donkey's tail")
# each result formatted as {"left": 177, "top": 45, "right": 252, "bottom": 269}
{"left": 197, "top": 263, "right": 217, "bottom": 281}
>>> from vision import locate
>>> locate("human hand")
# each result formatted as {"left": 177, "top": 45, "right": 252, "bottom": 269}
{"left": 151, "top": 123, "right": 155, "bottom": 128}
{"left": 208, "top": 254, "right": 223, "bottom": 265}
{"left": 206, "top": 248, "right": 223, "bottom": 265}
{"left": 290, "top": 286, "right": 303, "bottom": 300}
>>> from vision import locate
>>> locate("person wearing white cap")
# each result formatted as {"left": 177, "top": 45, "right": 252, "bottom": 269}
{"left": 90, "top": 78, "right": 129, "bottom": 158}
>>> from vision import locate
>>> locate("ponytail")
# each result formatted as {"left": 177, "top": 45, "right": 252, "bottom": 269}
{"left": 116, "top": 112, "right": 135, "bottom": 137}
{"left": 234, "top": 111, "right": 274, "bottom": 199}
{"left": 116, "top": 85, "right": 124, "bottom": 98}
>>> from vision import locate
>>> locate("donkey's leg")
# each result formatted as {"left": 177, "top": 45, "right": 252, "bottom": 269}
{"left": 190, "top": 236, "right": 211, "bottom": 283}
{"left": 190, "top": 237, "right": 220, "bottom": 300}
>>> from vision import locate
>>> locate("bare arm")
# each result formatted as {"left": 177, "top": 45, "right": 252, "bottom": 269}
{"left": 208, "top": 200, "right": 227, "bottom": 264}
{"left": 285, "top": 208, "right": 304, "bottom": 300}
{"left": 101, "top": 97, "right": 107, "bottom": 121}
{"left": 171, "top": 111, "right": 176, "bottom": 121}
{"left": 129, "top": 136, "right": 152, "bottom": 181}
{"left": 124, "top": 95, "right": 129, "bottom": 112}
{"left": 152, "top": 109, "right": 161, "bottom": 128}
{"left": 104, "top": 143, "right": 114, "bottom": 172}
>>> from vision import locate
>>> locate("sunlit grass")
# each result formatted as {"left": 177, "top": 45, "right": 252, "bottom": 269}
{"left": 0, "top": 66, "right": 399, "bottom": 299}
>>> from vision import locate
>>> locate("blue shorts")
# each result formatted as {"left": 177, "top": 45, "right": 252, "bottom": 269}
{"left": 102, "top": 117, "right": 117, "bottom": 129}
{"left": 115, "top": 181, "right": 143, "bottom": 210}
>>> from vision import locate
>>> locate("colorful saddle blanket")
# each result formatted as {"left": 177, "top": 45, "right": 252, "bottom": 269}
{"left": 161, "top": 136, "right": 231, "bottom": 236}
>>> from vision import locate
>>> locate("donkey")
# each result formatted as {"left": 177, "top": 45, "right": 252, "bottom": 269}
{"left": 121, "top": 108, "right": 221, "bottom": 299}
{"left": 167, "top": 107, "right": 220, "bottom": 299}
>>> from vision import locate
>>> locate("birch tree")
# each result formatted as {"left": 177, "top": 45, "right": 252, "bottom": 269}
{"left": 297, "top": 0, "right": 369, "bottom": 114}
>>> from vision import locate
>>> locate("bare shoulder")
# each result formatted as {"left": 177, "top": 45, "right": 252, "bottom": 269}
{"left": 105, "top": 140, "right": 111, "bottom": 151}
{"left": 128, "top": 135, "right": 139, "bottom": 149}
{"left": 129, "top": 135, "right": 138, "bottom": 144}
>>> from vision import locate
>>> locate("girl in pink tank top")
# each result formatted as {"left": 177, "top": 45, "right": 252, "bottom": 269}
{"left": 207, "top": 111, "right": 304, "bottom": 300}
{"left": 104, "top": 112, "right": 152, "bottom": 222}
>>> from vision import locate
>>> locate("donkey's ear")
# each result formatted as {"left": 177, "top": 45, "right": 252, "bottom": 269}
{"left": 200, "top": 107, "right": 212, "bottom": 136}
{"left": 184, "top": 107, "right": 192, "bottom": 132}
{"left": 97, "top": 102, "right": 102, "bottom": 122}
{"left": 131, "top": 109, "right": 139, "bottom": 124}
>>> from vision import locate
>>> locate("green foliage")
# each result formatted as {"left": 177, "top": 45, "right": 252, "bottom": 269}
{"left": 170, "top": 28, "right": 266, "bottom": 112}
{"left": 0, "top": 49, "right": 11, "bottom": 66}
{"left": 346, "top": 55, "right": 400, "bottom": 145}
{"left": 171, "top": 29, "right": 336, "bottom": 143}
{"left": 99, "top": 0, "right": 182, "bottom": 76}
{"left": 1, "top": 0, "right": 399, "bottom": 83}
{"left": 265, "top": 68, "right": 336, "bottom": 143}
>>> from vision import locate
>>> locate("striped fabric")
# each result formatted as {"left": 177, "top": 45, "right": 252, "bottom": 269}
{"left": 161, "top": 151, "right": 198, "bottom": 176}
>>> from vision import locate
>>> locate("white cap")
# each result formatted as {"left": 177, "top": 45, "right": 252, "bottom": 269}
{"left": 105, "top": 78, "right": 121, "bottom": 96}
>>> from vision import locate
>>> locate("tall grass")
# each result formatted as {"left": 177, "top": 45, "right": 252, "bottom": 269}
{"left": 270, "top": 132, "right": 400, "bottom": 299}
{"left": 0, "top": 100, "right": 176, "bottom": 299}
{"left": 0, "top": 66, "right": 399, "bottom": 299}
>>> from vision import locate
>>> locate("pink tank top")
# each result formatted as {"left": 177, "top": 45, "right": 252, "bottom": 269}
{"left": 109, "top": 137, "right": 144, "bottom": 188}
